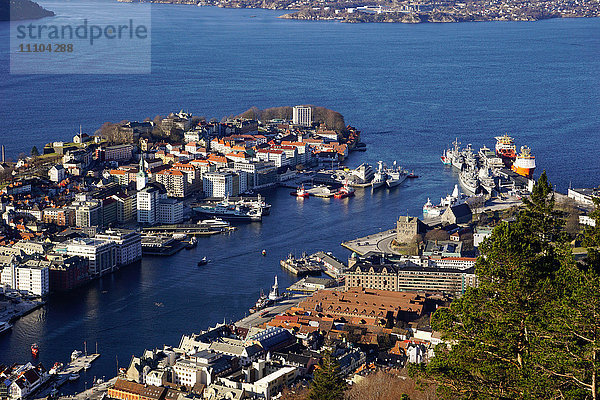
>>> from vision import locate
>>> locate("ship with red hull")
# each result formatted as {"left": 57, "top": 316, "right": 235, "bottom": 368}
{"left": 495, "top": 134, "right": 517, "bottom": 166}
{"left": 511, "top": 146, "right": 536, "bottom": 178}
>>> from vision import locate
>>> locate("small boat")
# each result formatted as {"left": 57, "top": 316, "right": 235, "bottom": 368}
{"left": 334, "top": 183, "right": 355, "bottom": 199}
{"left": 68, "top": 374, "right": 80, "bottom": 381}
{"left": 154, "top": 302, "right": 164, "bottom": 307}
{"left": 83, "top": 363, "right": 91, "bottom": 371}
{"left": 71, "top": 350, "right": 83, "bottom": 361}
{"left": 186, "top": 237, "right": 198, "bottom": 249}
{"left": 197, "top": 257, "right": 208, "bottom": 266}
{"left": 49, "top": 362, "right": 64, "bottom": 375}
{"left": 31, "top": 343, "right": 39, "bottom": 357}
{"left": 261, "top": 249, "right": 267, "bottom": 256}
{"left": 291, "top": 185, "right": 309, "bottom": 198}
{"left": 407, "top": 171, "right": 419, "bottom": 179}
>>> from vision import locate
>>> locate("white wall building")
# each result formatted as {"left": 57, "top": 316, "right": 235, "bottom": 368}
{"left": 95, "top": 229, "right": 142, "bottom": 267}
{"left": 203, "top": 172, "right": 239, "bottom": 199}
{"left": 157, "top": 199, "right": 184, "bottom": 224}
{"left": 63, "top": 238, "right": 117, "bottom": 276}
{"left": 0, "top": 263, "right": 49, "bottom": 296}
{"left": 48, "top": 165, "right": 66, "bottom": 183}
{"left": 292, "top": 105, "right": 312, "bottom": 127}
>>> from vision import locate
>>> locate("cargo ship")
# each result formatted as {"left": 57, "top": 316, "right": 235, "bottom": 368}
{"left": 511, "top": 146, "right": 536, "bottom": 178}
{"left": 495, "top": 134, "right": 517, "bottom": 165}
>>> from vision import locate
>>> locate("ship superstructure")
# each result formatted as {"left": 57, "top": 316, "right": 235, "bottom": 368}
{"left": 511, "top": 146, "right": 536, "bottom": 178}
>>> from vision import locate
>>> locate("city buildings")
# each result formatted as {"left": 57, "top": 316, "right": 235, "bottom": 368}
{"left": 62, "top": 238, "right": 117, "bottom": 276}
{"left": 95, "top": 229, "right": 142, "bottom": 267}
{"left": 0, "top": 261, "right": 49, "bottom": 296}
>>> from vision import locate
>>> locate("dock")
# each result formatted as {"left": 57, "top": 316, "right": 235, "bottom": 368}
{"left": 306, "top": 185, "right": 335, "bottom": 198}
{"left": 280, "top": 256, "right": 324, "bottom": 276}
{"left": 142, "top": 224, "right": 226, "bottom": 235}
{"left": 32, "top": 354, "right": 101, "bottom": 399}
{"left": 234, "top": 295, "right": 307, "bottom": 330}
{"left": 342, "top": 229, "right": 399, "bottom": 256}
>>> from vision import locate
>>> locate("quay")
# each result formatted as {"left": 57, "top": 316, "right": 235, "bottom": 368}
{"left": 0, "top": 297, "right": 45, "bottom": 325}
{"left": 141, "top": 236, "right": 186, "bottom": 256}
{"left": 287, "top": 277, "right": 339, "bottom": 294}
{"left": 32, "top": 354, "right": 101, "bottom": 399}
{"left": 342, "top": 229, "right": 398, "bottom": 256}
{"left": 142, "top": 224, "right": 228, "bottom": 235}
{"left": 234, "top": 295, "right": 306, "bottom": 330}
{"left": 279, "top": 255, "right": 324, "bottom": 276}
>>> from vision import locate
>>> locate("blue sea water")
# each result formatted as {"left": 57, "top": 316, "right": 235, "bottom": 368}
{"left": 0, "top": 0, "right": 599, "bottom": 390}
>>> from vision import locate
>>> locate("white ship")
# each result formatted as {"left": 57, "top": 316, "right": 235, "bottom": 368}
{"left": 194, "top": 199, "right": 262, "bottom": 221}
{"left": 236, "top": 195, "right": 271, "bottom": 216}
{"left": 371, "top": 161, "right": 387, "bottom": 189}
{"left": 385, "top": 161, "right": 408, "bottom": 188}
{"left": 459, "top": 169, "right": 480, "bottom": 194}
{"left": 198, "top": 218, "right": 230, "bottom": 229}
{"left": 423, "top": 185, "right": 468, "bottom": 217}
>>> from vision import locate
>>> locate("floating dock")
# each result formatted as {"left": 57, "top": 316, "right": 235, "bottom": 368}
{"left": 32, "top": 354, "right": 100, "bottom": 399}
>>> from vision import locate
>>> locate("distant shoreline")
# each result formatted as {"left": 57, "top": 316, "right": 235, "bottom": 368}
{"left": 0, "top": 0, "right": 55, "bottom": 21}
{"left": 115, "top": 0, "right": 599, "bottom": 24}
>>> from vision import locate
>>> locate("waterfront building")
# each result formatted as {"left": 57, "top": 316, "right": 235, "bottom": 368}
{"left": 441, "top": 203, "right": 472, "bottom": 225}
{"left": 0, "top": 261, "right": 49, "bottom": 296}
{"left": 157, "top": 198, "right": 184, "bottom": 224}
{"left": 292, "top": 105, "right": 312, "bottom": 127}
{"left": 102, "top": 197, "right": 118, "bottom": 226}
{"left": 232, "top": 161, "right": 277, "bottom": 189}
{"left": 46, "top": 255, "right": 90, "bottom": 291}
{"left": 7, "top": 364, "right": 48, "bottom": 400}
{"left": 137, "top": 184, "right": 164, "bottom": 225}
{"left": 95, "top": 229, "right": 142, "bottom": 267}
{"left": 208, "top": 339, "right": 263, "bottom": 366}
{"left": 256, "top": 149, "right": 287, "bottom": 168}
{"left": 203, "top": 171, "right": 240, "bottom": 198}
{"left": 63, "top": 238, "right": 117, "bottom": 276}
{"left": 395, "top": 216, "right": 427, "bottom": 244}
{"left": 48, "top": 165, "right": 65, "bottom": 183}
{"left": 568, "top": 187, "right": 600, "bottom": 206}
{"left": 297, "top": 287, "right": 425, "bottom": 326}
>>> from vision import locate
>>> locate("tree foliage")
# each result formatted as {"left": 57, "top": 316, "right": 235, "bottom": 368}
{"left": 414, "top": 173, "right": 597, "bottom": 399}
{"left": 308, "top": 350, "right": 346, "bottom": 400}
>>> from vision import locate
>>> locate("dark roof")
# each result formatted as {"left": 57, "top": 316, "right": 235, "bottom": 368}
{"left": 449, "top": 203, "right": 472, "bottom": 218}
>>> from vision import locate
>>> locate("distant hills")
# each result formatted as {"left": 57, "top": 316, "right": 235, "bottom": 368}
{"left": 0, "top": 0, "right": 55, "bottom": 21}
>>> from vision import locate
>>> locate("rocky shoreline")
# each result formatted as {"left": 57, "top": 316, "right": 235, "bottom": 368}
{"left": 0, "top": 0, "right": 55, "bottom": 21}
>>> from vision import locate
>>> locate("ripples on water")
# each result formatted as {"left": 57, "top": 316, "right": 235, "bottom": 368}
{"left": 0, "top": 0, "right": 599, "bottom": 390}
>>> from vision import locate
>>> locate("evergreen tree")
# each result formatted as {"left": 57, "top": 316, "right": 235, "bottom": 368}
{"left": 538, "top": 197, "right": 600, "bottom": 399}
{"left": 417, "top": 174, "right": 565, "bottom": 399}
{"left": 30, "top": 145, "right": 39, "bottom": 157}
{"left": 308, "top": 350, "right": 346, "bottom": 400}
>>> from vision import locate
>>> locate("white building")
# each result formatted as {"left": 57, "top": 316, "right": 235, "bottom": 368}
{"left": 137, "top": 184, "right": 163, "bottom": 224}
{"left": 292, "top": 105, "right": 312, "bottom": 127}
{"left": 203, "top": 171, "right": 240, "bottom": 199}
{"left": 568, "top": 187, "right": 599, "bottom": 206}
{"left": 0, "top": 263, "right": 49, "bottom": 296}
{"left": 63, "top": 238, "right": 117, "bottom": 276}
{"left": 48, "top": 165, "right": 66, "bottom": 183}
{"left": 95, "top": 229, "right": 142, "bottom": 267}
{"left": 157, "top": 199, "right": 184, "bottom": 224}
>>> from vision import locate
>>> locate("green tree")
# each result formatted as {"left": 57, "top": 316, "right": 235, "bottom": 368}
{"left": 538, "top": 197, "right": 600, "bottom": 399}
{"left": 417, "top": 174, "right": 564, "bottom": 399}
{"left": 308, "top": 350, "right": 346, "bottom": 400}
{"left": 31, "top": 145, "right": 39, "bottom": 157}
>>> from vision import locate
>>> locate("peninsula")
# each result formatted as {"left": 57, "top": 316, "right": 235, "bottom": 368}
{"left": 0, "top": 0, "right": 54, "bottom": 21}
{"left": 116, "top": 0, "right": 600, "bottom": 23}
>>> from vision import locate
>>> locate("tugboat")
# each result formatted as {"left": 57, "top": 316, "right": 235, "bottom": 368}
{"left": 334, "top": 182, "right": 355, "bottom": 199}
{"left": 291, "top": 185, "right": 310, "bottom": 198}
{"left": 31, "top": 343, "right": 39, "bottom": 358}
{"left": 186, "top": 237, "right": 198, "bottom": 249}
{"left": 197, "top": 256, "right": 208, "bottom": 266}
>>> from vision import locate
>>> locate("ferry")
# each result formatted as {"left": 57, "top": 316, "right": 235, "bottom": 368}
{"left": 198, "top": 218, "right": 230, "bottom": 229}
{"left": 511, "top": 146, "right": 536, "bottom": 178}
{"left": 0, "top": 321, "right": 12, "bottom": 335}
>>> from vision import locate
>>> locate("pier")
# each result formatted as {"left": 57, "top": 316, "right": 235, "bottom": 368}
{"left": 32, "top": 354, "right": 101, "bottom": 399}
{"left": 142, "top": 224, "right": 228, "bottom": 235}
{"left": 280, "top": 255, "right": 325, "bottom": 276}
